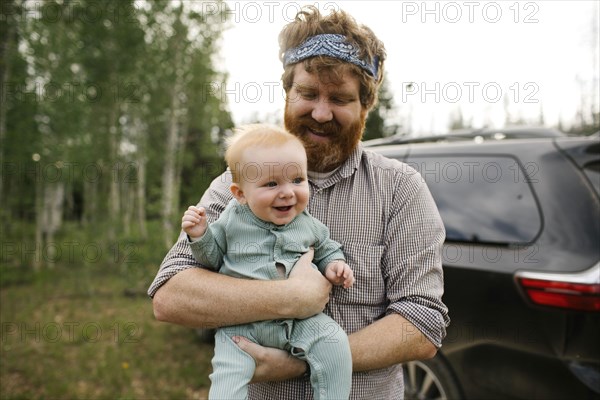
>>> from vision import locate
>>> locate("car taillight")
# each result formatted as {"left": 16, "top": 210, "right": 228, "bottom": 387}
{"left": 515, "top": 263, "right": 600, "bottom": 312}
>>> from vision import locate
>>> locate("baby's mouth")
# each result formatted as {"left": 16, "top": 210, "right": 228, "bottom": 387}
{"left": 274, "top": 206, "right": 293, "bottom": 212}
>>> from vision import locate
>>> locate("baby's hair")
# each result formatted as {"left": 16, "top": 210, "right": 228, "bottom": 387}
{"left": 225, "top": 124, "right": 305, "bottom": 183}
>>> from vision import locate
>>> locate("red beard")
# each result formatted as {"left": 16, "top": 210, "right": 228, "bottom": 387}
{"left": 284, "top": 106, "right": 365, "bottom": 172}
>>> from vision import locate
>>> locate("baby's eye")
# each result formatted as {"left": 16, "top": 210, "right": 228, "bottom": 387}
{"left": 292, "top": 177, "right": 305, "bottom": 184}
{"left": 265, "top": 181, "right": 277, "bottom": 188}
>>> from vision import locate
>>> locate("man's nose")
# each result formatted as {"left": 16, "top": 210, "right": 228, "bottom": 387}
{"left": 311, "top": 99, "right": 333, "bottom": 123}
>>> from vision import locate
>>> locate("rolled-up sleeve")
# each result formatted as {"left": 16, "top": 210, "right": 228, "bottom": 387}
{"left": 383, "top": 168, "right": 449, "bottom": 347}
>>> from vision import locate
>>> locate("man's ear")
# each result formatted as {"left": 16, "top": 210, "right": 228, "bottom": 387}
{"left": 230, "top": 183, "right": 246, "bottom": 204}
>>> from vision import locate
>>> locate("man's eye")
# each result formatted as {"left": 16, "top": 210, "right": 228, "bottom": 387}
{"left": 331, "top": 97, "right": 351, "bottom": 105}
{"left": 300, "top": 92, "right": 317, "bottom": 100}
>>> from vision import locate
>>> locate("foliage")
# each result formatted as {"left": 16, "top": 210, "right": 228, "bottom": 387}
{"left": 2, "top": 0, "right": 233, "bottom": 263}
{"left": 1, "top": 8, "right": 232, "bottom": 394}
{"left": 363, "top": 73, "right": 400, "bottom": 141}
{"left": 448, "top": 107, "right": 472, "bottom": 131}
{"left": 569, "top": 111, "right": 600, "bottom": 136}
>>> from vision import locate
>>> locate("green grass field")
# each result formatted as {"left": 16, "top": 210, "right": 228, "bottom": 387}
{"left": 1, "top": 226, "right": 214, "bottom": 399}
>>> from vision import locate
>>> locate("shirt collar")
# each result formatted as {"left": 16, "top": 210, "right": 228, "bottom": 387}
{"left": 309, "top": 144, "right": 363, "bottom": 190}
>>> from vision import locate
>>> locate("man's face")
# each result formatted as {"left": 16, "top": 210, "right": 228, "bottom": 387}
{"left": 284, "top": 64, "right": 367, "bottom": 172}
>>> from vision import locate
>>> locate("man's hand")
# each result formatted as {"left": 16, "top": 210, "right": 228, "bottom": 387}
{"left": 153, "top": 248, "right": 332, "bottom": 328}
{"left": 285, "top": 249, "right": 332, "bottom": 319}
{"left": 233, "top": 336, "right": 308, "bottom": 383}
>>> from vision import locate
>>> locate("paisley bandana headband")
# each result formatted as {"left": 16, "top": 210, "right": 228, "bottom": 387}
{"left": 283, "top": 33, "right": 379, "bottom": 78}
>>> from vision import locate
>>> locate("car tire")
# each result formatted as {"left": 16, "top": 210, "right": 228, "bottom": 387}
{"left": 404, "top": 355, "right": 463, "bottom": 400}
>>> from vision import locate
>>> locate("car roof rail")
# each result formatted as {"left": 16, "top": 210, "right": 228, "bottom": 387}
{"left": 363, "top": 126, "right": 566, "bottom": 147}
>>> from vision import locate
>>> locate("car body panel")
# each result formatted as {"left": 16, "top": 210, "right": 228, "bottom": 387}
{"left": 366, "top": 130, "right": 600, "bottom": 399}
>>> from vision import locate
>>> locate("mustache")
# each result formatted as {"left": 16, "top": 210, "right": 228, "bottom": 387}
{"left": 296, "top": 116, "right": 342, "bottom": 136}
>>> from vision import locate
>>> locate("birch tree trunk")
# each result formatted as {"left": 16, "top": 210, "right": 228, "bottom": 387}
{"left": 108, "top": 104, "right": 120, "bottom": 242}
{"left": 33, "top": 169, "right": 44, "bottom": 271}
{"left": 83, "top": 176, "right": 98, "bottom": 226}
{"left": 136, "top": 156, "right": 147, "bottom": 238}
{"left": 161, "top": 93, "right": 181, "bottom": 248}
{"left": 122, "top": 177, "right": 133, "bottom": 236}
{"left": 38, "top": 182, "right": 65, "bottom": 269}
{"left": 161, "top": 30, "right": 186, "bottom": 248}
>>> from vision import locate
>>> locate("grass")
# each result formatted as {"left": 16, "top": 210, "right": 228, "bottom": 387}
{"left": 0, "top": 222, "right": 215, "bottom": 399}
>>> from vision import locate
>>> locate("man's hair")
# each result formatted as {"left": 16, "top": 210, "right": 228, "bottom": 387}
{"left": 225, "top": 124, "right": 305, "bottom": 183}
{"left": 279, "top": 6, "right": 386, "bottom": 111}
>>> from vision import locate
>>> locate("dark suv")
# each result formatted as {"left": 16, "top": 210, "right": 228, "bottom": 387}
{"left": 365, "top": 127, "right": 600, "bottom": 399}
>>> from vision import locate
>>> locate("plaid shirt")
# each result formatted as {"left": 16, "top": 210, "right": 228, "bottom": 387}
{"left": 148, "top": 144, "right": 449, "bottom": 399}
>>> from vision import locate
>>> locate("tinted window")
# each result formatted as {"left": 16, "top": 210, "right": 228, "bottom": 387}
{"left": 407, "top": 155, "right": 542, "bottom": 245}
{"left": 583, "top": 161, "right": 600, "bottom": 197}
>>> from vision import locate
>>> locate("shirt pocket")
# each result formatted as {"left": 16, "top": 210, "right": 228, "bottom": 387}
{"left": 333, "top": 242, "right": 386, "bottom": 306}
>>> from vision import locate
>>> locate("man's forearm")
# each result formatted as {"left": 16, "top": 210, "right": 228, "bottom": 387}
{"left": 349, "top": 313, "right": 437, "bottom": 372}
{"left": 153, "top": 268, "right": 293, "bottom": 328}
{"left": 152, "top": 253, "right": 330, "bottom": 328}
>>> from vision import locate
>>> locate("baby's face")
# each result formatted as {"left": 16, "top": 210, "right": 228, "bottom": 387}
{"left": 236, "top": 141, "right": 309, "bottom": 226}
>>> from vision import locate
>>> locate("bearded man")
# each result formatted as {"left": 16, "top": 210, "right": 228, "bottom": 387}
{"left": 149, "top": 6, "right": 449, "bottom": 399}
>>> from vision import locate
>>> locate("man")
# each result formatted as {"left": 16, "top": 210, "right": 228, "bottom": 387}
{"left": 149, "top": 6, "right": 449, "bottom": 399}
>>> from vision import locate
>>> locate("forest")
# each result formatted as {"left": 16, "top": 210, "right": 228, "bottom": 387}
{"left": 2, "top": 0, "right": 235, "bottom": 273}
{"left": 1, "top": 1, "right": 235, "bottom": 396}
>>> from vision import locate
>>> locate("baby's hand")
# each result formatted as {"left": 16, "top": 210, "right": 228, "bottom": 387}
{"left": 181, "top": 206, "right": 207, "bottom": 241}
{"left": 325, "top": 260, "right": 355, "bottom": 288}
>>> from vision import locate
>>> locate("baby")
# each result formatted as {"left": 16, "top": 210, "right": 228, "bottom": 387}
{"left": 182, "top": 124, "right": 354, "bottom": 399}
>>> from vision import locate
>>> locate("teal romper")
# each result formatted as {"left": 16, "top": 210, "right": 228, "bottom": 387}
{"left": 189, "top": 199, "right": 352, "bottom": 400}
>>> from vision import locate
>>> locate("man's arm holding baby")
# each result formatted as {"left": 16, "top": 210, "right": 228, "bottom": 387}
{"left": 152, "top": 248, "right": 331, "bottom": 328}
{"left": 153, "top": 205, "right": 332, "bottom": 328}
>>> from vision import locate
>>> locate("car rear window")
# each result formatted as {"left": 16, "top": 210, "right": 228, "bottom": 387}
{"left": 406, "top": 155, "right": 542, "bottom": 245}
{"left": 583, "top": 161, "right": 600, "bottom": 197}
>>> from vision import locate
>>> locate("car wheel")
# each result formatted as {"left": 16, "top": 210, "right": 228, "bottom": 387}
{"left": 404, "top": 356, "right": 463, "bottom": 400}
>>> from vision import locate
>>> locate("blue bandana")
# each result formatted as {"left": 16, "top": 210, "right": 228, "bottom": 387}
{"left": 283, "top": 34, "right": 379, "bottom": 78}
